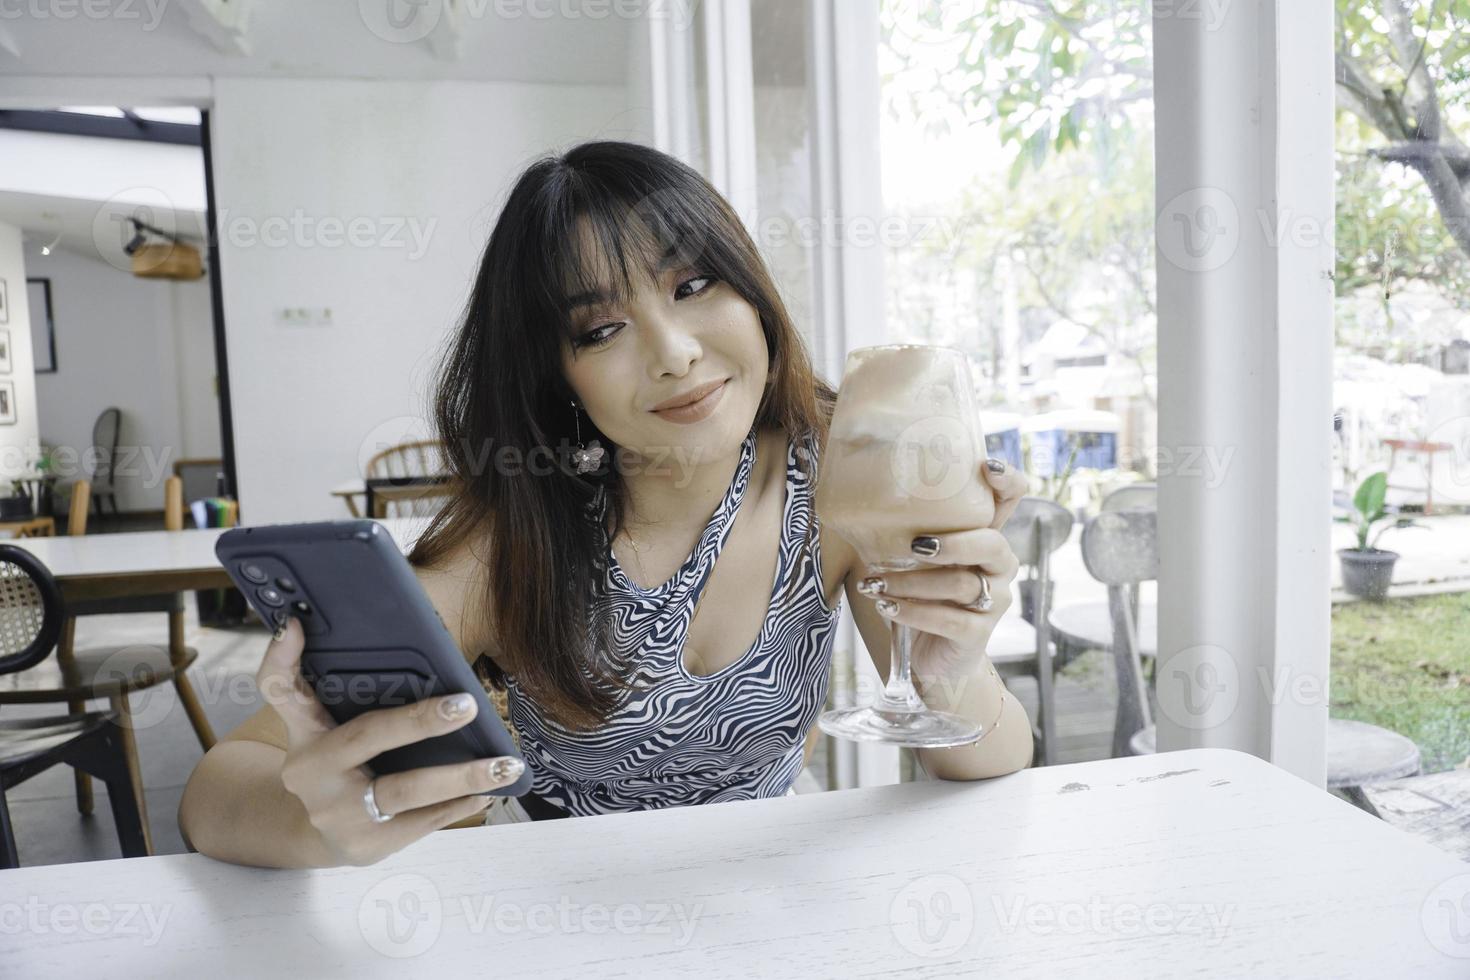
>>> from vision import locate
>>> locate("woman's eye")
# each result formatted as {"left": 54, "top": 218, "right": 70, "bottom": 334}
{"left": 574, "top": 323, "right": 623, "bottom": 349}
{"left": 675, "top": 274, "right": 717, "bottom": 299}
{"left": 572, "top": 276, "right": 716, "bottom": 350}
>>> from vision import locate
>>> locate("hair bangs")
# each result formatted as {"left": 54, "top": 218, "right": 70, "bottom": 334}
{"left": 536, "top": 174, "right": 731, "bottom": 346}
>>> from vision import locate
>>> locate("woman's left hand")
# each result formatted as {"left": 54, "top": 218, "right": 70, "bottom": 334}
{"left": 855, "top": 458, "right": 1030, "bottom": 687}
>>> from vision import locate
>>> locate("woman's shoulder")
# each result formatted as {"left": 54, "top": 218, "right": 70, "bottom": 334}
{"left": 763, "top": 422, "right": 823, "bottom": 463}
{"left": 767, "top": 422, "right": 855, "bottom": 600}
{"left": 413, "top": 524, "right": 504, "bottom": 670}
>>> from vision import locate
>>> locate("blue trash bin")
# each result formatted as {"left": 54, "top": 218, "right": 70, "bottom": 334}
{"left": 1022, "top": 410, "right": 1121, "bottom": 478}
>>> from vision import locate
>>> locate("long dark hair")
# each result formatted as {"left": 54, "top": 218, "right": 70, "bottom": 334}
{"left": 409, "top": 140, "right": 836, "bottom": 731}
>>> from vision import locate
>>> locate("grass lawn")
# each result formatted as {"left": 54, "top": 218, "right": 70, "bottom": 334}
{"left": 1050, "top": 591, "right": 1470, "bottom": 773}
{"left": 1332, "top": 590, "right": 1470, "bottom": 774}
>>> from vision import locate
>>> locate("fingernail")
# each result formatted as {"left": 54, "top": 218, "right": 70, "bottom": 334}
{"left": 858, "top": 576, "right": 886, "bottom": 595}
{"left": 986, "top": 458, "right": 1007, "bottom": 474}
{"left": 271, "top": 618, "right": 289, "bottom": 642}
{"left": 487, "top": 756, "right": 525, "bottom": 782}
{"left": 875, "top": 598, "right": 898, "bottom": 617}
{"left": 438, "top": 693, "right": 475, "bottom": 721}
{"left": 911, "top": 536, "right": 940, "bottom": 557}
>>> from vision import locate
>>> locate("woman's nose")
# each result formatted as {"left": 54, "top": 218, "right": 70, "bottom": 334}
{"left": 643, "top": 313, "right": 702, "bottom": 377}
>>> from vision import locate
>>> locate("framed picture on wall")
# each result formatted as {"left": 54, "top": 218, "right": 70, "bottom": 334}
{"left": 0, "top": 330, "right": 10, "bottom": 374}
{"left": 25, "top": 278, "right": 56, "bottom": 373}
{"left": 0, "top": 380, "right": 15, "bottom": 425}
{"left": 0, "top": 277, "right": 8, "bottom": 325}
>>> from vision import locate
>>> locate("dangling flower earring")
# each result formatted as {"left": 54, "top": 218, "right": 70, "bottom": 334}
{"left": 570, "top": 399, "right": 605, "bottom": 475}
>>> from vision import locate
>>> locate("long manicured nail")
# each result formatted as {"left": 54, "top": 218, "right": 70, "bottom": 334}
{"left": 271, "top": 619, "right": 289, "bottom": 642}
{"left": 858, "top": 576, "right": 887, "bottom": 595}
{"left": 438, "top": 693, "right": 476, "bottom": 721}
{"left": 487, "top": 757, "right": 524, "bottom": 782}
{"left": 911, "top": 536, "right": 940, "bottom": 557}
{"left": 875, "top": 598, "right": 898, "bottom": 617}
{"left": 986, "top": 458, "right": 1007, "bottom": 474}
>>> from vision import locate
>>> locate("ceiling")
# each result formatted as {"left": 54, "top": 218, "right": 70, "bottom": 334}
{"left": 0, "top": 1, "right": 637, "bottom": 87}
{"left": 0, "top": 189, "right": 206, "bottom": 272}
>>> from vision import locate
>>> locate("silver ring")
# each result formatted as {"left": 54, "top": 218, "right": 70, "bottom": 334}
{"left": 363, "top": 779, "right": 394, "bottom": 824}
{"left": 965, "top": 573, "right": 994, "bottom": 613}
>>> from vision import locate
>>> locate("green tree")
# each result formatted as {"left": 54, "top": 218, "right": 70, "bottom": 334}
{"left": 884, "top": 0, "right": 1470, "bottom": 278}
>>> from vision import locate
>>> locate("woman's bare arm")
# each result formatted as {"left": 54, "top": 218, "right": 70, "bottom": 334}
{"left": 178, "top": 539, "right": 513, "bottom": 868}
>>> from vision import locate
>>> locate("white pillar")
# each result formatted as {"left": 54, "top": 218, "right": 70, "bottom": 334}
{"left": 700, "top": 0, "right": 758, "bottom": 230}
{"left": 644, "top": 6, "right": 697, "bottom": 163}
{"left": 807, "top": 0, "right": 893, "bottom": 788}
{"left": 1152, "top": 1, "right": 1335, "bottom": 785}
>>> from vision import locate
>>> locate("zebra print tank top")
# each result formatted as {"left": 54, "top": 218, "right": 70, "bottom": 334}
{"left": 504, "top": 423, "right": 843, "bottom": 816}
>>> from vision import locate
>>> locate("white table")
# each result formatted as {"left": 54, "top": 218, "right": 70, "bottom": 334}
{"left": 330, "top": 478, "right": 368, "bottom": 517}
{"left": 6, "top": 517, "right": 429, "bottom": 599}
{"left": 3, "top": 749, "right": 1466, "bottom": 977}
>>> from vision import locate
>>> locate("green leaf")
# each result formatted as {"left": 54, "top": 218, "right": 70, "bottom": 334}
{"left": 1354, "top": 471, "right": 1388, "bottom": 520}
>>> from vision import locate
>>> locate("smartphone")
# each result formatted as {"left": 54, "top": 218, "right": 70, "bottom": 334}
{"left": 215, "top": 519, "right": 530, "bottom": 796}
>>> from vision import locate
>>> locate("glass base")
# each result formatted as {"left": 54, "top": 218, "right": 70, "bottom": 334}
{"left": 818, "top": 704, "right": 984, "bottom": 748}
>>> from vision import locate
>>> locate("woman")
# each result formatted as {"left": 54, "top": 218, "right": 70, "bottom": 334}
{"left": 179, "top": 140, "right": 1032, "bottom": 868}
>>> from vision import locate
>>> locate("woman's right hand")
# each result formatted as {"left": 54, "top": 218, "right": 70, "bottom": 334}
{"left": 256, "top": 617, "right": 524, "bottom": 867}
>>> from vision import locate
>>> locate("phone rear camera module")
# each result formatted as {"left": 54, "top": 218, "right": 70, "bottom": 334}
{"left": 257, "top": 587, "right": 285, "bottom": 608}
{"left": 240, "top": 563, "right": 269, "bottom": 584}
{"left": 275, "top": 577, "right": 297, "bottom": 593}
{"left": 291, "top": 600, "right": 313, "bottom": 617}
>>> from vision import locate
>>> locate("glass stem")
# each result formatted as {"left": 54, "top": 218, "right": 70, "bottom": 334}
{"left": 876, "top": 622, "right": 927, "bottom": 713}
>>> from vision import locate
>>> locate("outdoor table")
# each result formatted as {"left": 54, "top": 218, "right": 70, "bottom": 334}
{"left": 2, "top": 749, "right": 1466, "bottom": 977}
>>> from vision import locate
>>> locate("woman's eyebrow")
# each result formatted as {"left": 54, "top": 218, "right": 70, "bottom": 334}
{"left": 567, "top": 288, "right": 613, "bottom": 310}
{"left": 567, "top": 248, "right": 687, "bottom": 309}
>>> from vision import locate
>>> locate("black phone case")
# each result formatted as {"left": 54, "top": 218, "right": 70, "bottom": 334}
{"left": 215, "top": 519, "right": 531, "bottom": 796}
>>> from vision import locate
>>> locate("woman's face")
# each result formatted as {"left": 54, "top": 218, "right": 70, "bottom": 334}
{"left": 560, "top": 229, "right": 770, "bottom": 467}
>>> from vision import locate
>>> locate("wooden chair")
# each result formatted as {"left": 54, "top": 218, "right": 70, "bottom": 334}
{"left": 989, "top": 497, "right": 1074, "bottom": 766}
{"left": 172, "top": 457, "right": 224, "bottom": 516}
{"left": 365, "top": 440, "right": 452, "bottom": 519}
{"left": 365, "top": 478, "right": 456, "bottom": 520}
{"left": 0, "top": 476, "right": 215, "bottom": 838}
{"left": 0, "top": 544, "right": 149, "bottom": 866}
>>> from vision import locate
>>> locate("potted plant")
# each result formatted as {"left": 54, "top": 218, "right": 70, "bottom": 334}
{"left": 1337, "top": 471, "right": 1419, "bottom": 600}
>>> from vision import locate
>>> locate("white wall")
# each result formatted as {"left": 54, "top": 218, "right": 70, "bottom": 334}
{"left": 0, "top": 222, "right": 44, "bottom": 490}
{"left": 210, "top": 78, "right": 654, "bottom": 524}
{"left": 24, "top": 240, "right": 218, "bottom": 512}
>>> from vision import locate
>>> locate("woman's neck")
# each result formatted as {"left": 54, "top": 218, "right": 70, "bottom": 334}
{"left": 613, "top": 437, "right": 747, "bottom": 538}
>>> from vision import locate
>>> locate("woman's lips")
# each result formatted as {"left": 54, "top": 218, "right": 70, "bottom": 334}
{"left": 651, "top": 379, "right": 728, "bottom": 424}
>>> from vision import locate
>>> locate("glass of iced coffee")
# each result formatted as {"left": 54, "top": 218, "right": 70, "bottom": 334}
{"left": 816, "top": 344, "right": 992, "bottom": 747}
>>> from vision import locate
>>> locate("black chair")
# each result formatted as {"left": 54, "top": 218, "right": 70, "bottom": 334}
{"left": 89, "top": 407, "right": 122, "bottom": 519}
{"left": 0, "top": 544, "right": 148, "bottom": 867}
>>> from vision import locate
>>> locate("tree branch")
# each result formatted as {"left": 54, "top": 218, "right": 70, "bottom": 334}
{"left": 1335, "top": 49, "right": 1404, "bottom": 137}
{"left": 1371, "top": 141, "right": 1470, "bottom": 181}
{"left": 1016, "top": 254, "right": 1157, "bottom": 409}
